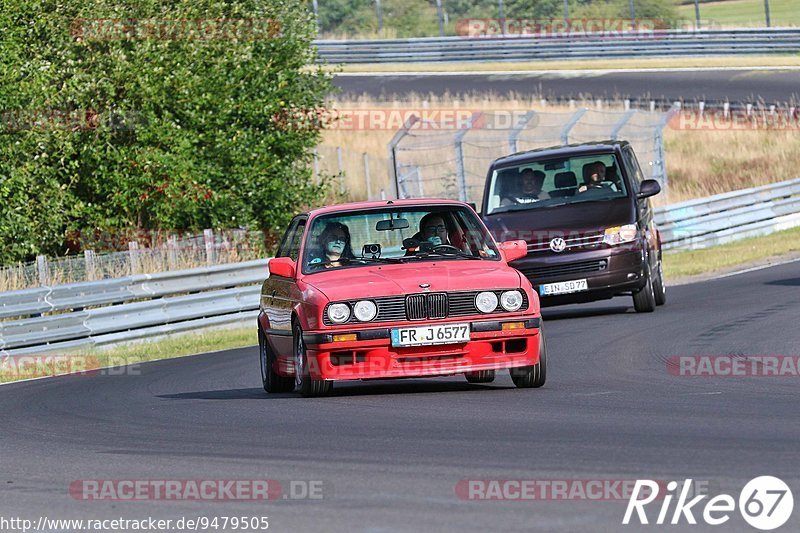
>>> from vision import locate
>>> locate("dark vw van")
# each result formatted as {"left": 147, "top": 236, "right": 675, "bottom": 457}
{"left": 480, "top": 141, "right": 666, "bottom": 312}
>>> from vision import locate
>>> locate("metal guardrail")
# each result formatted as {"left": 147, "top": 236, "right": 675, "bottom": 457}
{"left": 2, "top": 179, "right": 800, "bottom": 355}
{"left": 315, "top": 29, "right": 800, "bottom": 63}
{"left": 1, "top": 260, "right": 268, "bottom": 355}
{"left": 655, "top": 178, "right": 800, "bottom": 250}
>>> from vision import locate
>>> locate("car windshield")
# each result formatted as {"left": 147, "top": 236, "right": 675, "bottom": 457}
{"left": 302, "top": 205, "right": 500, "bottom": 274}
{"left": 485, "top": 153, "right": 628, "bottom": 215}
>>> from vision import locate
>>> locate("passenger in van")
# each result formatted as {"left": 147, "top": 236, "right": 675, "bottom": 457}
{"left": 578, "top": 161, "right": 616, "bottom": 193}
{"left": 501, "top": 169, "right": 551, "bottom": 205}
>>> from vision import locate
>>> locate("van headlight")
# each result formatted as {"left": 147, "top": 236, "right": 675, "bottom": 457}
{"left": 500, "top": 290, "right": 523, "bottom": 312}
{"left": 603, "top": 224, "right": 638, "bottom": 245}
{"left": 353, "top": 300, "right": 377, "bottom": 322}
{"left": 475, "top": 291, "right": 499, "bottom": 313}
{"left": 327, "top": 303, "right": 351, "bottom": 324}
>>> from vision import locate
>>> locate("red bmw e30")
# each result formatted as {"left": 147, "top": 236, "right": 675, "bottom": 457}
{"left": 258, "top": 198, "right": 547, "bottom": 397}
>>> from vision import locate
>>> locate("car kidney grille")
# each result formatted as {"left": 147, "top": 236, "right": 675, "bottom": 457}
{"left": 406, "top": 294, "right": 428, "bottom": 320}
{"left": 428, "top": 293, "right": 448, "bottom": 319}
{"left": 521, "top": 259, "right": 607, "bottom": 280}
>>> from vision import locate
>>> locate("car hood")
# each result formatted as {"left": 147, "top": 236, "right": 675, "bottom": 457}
{"left": 483, "top": 197, "right": 634, "bottom": 238}
{"left": 302, "top": 260, "right": 522, "bottom": 301}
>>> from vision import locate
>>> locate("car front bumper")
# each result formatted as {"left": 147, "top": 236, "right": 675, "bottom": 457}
{"left": 292, "top": 317, "right": 542, "bottom": 381}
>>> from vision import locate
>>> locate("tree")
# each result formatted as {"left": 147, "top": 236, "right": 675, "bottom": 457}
{"left": 0, "top": 0, "right": 333, "bottom": 263}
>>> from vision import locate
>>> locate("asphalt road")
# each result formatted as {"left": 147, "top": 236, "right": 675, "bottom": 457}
{"left": 2, "top": 260, "right": 800, "bottom": 532}
{"left": 333, "top": 69, "right": 800, "bottom": 104}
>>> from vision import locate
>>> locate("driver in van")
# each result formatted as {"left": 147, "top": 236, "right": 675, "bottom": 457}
{"left": 578, "top": 161, "right": 616, "bottom": 193}
{"left": 501, "top": 169, "right": 550, "bottom": 206}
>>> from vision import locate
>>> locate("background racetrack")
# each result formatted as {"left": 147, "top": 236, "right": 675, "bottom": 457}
{"left": 2, "top": 260, "right": 799, "bottom": 531}
{"left": 334, "top": 69, "right": 800, "bottom": 103}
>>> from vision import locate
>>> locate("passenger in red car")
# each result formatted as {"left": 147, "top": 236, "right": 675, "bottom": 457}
{"left": 310, "top": 222, "right": 354, "bottom": 268}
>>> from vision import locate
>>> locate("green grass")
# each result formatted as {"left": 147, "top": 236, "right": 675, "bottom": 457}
{"left": 676, "top": 0, "right": 800, "bottom": 27}
{"left": 4, "top": 227, "right": 800, "bottom": 385}
{"left": 664, "top": 225, "right": 800, "bottom": 279}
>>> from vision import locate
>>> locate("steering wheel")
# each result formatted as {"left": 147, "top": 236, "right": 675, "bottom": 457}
{"left": 433, "top": 244, "right": 463, "bottom": 254}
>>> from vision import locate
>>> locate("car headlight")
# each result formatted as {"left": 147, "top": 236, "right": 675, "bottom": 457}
{"left": 475, "top": 291, "right": 499, "bottom": 313}
{"left": 603, "top": 224, "right": 638, "bottom": 245}
{"left": 500, "top": 290, "right": 524, "bottom": 312}
{"left": 327, "top": 303, "right": 351, "bottom": 324}
{"left": 353, "top": 300, "right": 377, "bottom": 322}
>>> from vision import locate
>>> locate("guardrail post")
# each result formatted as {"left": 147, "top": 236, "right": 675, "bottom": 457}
{"left": 388, "top": 114, "right": 419, "bottom": 199}
{"left": 764, "top": 0, "right": 771, "bottom": 28}
{"left": 435, "top": 0, "right": 445, "bottom": 37}
{"left": 204, "top": 229, "right": 216, "bottom": 265}
{"left": 36, "top": 255, "right": 49, "bottom": 286}
{"left": 508, "top": 110, "right": 536, "bottom": 153}
{"left": 375, "top": 0, "right": 383, "bottom": 34}
{"left": 128, "top": 241, "right": 140, "bottom": 275}
{"left": 336, "top": 146, "right": 345, "bottom": 194}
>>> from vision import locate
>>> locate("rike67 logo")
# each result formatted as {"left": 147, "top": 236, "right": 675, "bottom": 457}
{"left": 623, "top": 477, "right": 794, "bottom": 530}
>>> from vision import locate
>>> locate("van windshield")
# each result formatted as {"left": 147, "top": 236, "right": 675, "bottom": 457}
{"left": 486, "top": 153, "right": 627, "bottom": 215}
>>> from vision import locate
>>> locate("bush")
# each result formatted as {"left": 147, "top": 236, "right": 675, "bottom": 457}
{"left": 0, "top": 0, "right": 333, "bottom": 264}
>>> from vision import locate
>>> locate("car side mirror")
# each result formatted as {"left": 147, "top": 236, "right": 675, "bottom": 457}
{"left": 637, "top": 179, "right": 661, "bottom": 199}
{"left": 498, "top": 239, "right": 528, "bottom": 263}
{"left": 268, "top": 257, "right": 296, "bottom": 278}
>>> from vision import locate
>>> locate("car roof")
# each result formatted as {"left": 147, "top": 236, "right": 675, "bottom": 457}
{"left": 302, "top": 198, "right": 469, "bottom": 218}
{"left": 491, "top": 139, "right": 629, "bottom": 168}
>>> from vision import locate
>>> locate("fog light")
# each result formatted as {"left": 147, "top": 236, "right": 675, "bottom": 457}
{"left": 333, "top": 334, "right": 357, "bottom": 342}
{"left": 502, "top": 321, "right": 526, "bottom": 331}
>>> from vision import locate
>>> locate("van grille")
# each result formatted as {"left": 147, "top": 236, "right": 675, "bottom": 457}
{"left": 520, "top": 259, "right": 607, "bottom": 280}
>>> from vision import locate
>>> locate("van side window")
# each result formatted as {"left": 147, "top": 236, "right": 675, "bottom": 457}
{"left": 623, "top": 147, "right": 645, "bottom": 185}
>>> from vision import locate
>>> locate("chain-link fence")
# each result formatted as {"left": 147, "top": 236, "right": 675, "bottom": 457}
{"left": 0, "top": 229, "right": 267, "bottom": 292}
{"left": 389, "top": 106, "right": 674, "bottom": 205}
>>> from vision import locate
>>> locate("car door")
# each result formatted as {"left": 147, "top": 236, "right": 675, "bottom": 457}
{"left": 263, "top": 216, "right": 307, "bottom": 357}
{"left": 622, "top": 146, "right": 659, "bottom": 268}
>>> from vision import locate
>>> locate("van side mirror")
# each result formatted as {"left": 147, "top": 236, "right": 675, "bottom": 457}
{"left": 498, "top": 240, "right": 528, "bottom": 263}
{"left": 268, "top": 257, "right": 296, "bottom": 278}
{"left": 637, "top": 179, "right": 661, "bottom": 199}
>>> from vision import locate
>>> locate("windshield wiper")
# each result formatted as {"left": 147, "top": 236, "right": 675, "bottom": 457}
{"left": 356, "top": 257, "right": 405, "bottom": 264}
{"left": 413, "top": 247, "right": 483, "bottom": 260}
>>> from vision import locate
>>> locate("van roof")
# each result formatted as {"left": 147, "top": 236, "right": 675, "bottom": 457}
{"left": 490, "top": 140, "right": 629, "bottom": 168}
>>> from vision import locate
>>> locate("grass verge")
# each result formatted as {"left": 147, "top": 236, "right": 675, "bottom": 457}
{"left": 330, "top": 55, "right": 800, "bottom": 73}
{"left": 0, "top": 326, "right": 257, "bottom": 384}
{"left": 676, "top": 0, "right": 800, "bottom": 28}
{"left": 664, "top": 225, "right": 800, "bottom": 280}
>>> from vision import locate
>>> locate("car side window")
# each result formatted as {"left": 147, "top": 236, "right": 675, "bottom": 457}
{"left": 623, "top": 147, "right": 645, "bottom": 188}
{"left": 276, "top": 219, "right": 300, "bottom": 258}
{"left": 287, "top": 219, "right": 307, "bottom": 261}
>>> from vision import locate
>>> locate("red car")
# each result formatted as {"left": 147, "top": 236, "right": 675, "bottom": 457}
{"left": 258, "top": 199, "right": 547, "bottom": 397}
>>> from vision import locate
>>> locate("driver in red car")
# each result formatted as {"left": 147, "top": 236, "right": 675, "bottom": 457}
{"left": 420, "top": 213, "right": 451, "bottom": 246}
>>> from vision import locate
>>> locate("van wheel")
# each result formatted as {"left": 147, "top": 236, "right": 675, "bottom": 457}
{"left": 465, "top": 370, "right": 495, "bottom": 384}
{"left": 510, "top": 326, "right": 547, "bottom": 388}
{"left": 633, "top": 266, "right": 657, "bottom": 313}
{"left": 293, "top": 323, "right": 332, "bottom": 398}
{"left": 259, "top": 329, "right": 294, "bottom": 393}
{"left": 653, "top": 259, "right": 667, "bottom": 306}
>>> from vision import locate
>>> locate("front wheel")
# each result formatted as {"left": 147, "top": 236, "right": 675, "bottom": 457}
{"left": 293, "top": 324, "right": 332, "bottom": 398}
{"left": 653, "top": 258, "right": 666, "bottom": 306}
{"left": 259, "top": 329, "right": 294, "bottom": 393}
{"left": 632, "top": 264, "right": 656, "bottom": 313}
{"left": 510, "top": 326, "right": 547, "bottom": 388}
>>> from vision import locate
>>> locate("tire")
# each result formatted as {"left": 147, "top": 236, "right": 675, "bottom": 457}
{"left": 633, "top": 264, "right": 657, "bottom": 313}
{"left": 510, "top": 325, "right": 547, "bottom": 388}
{"left": 653, "top": 258, "right": 667, "bottom": 306}
{"left": 293, "top": 323, "right": 332, "bottom": 398}
{"left": 259, "top": 329, "right": 294, "bottom": 393}
{"left": 465, "top": 370, "right": 495, "bottom": 384}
